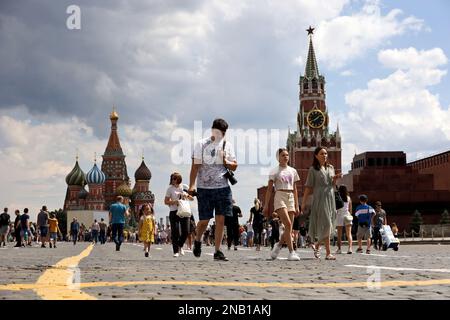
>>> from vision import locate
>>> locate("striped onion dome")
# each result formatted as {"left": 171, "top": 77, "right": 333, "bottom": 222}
{"left": 116, "top": 181, "right": 133, "bottom": 197}
{"left": 86, "top": 163, "right": 106, "bottom": 184}
{"left": 65, "top": 161, "right": 86, "bottom": 186}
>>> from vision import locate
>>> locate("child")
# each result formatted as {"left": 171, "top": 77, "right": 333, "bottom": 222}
{"left": 138, "top": 204, "right": 155, "bottom": 257}
{"left": 354, "top": 194, "right": 375, "bottom": 254}
{"left": 48, "top": 213, "right": 61, "bottom": 248}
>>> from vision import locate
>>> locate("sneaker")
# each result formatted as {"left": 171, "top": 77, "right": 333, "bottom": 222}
{"left": 270, "top": 243, "right": 282, "bottom": 260}
{"left": 41, "top": 244, "right": 46, "bottom": 248}
{"left": 213, "top": 250, "right": 229, "bottom": 261}
{"left": 145, "top": 252, "right": 149, "bottom": 258}
{"left": 174, "top": 252, "right": 179, "bottom": 257}
{"left": 116, "top": 244, "right": 120, "bottom": 251}
{"left": 287, "top": 251, "right": 300, "bottom": 261}
{"left": 49, "top": 243, "right": 52, "bottom": 248}
{"left": 347, "top": 250, "right": 353, "bottom": 254}
{"left": 193, "top": 240, "right": 202, "bottom": 257}
{"left": 53, "top": 245, "right": 57, "bottom": 248}
{"left": 335, "top": 248, "right": 342, "bottom": 254}
{"left": 180, "top": 248, "right": 185, "bottom": 256}
{"left": 234, "top": 246, "right": 238, "bottom": 251}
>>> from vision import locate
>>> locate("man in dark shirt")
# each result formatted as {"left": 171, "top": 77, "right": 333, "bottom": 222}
{"left": 20, "top": 209, "right": 30, "bottom": 246}
{"left": 70, "top": 218, "right": 80, "bottom": 245}
{"left": 0, "top": 208, "right": 11, "bottom": 247}
{"left": 225, "top": 200, "right": 242, "bottom": 250}
{"left": 37, "top": 206, "right": 50, "bottom": 248}
{"left": 14, "top": 210, "right": 22, "bottom": 247}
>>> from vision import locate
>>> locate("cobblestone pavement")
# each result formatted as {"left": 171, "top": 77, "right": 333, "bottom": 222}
{"left": 1, "top": 241, "right": 450, "bottom": 300}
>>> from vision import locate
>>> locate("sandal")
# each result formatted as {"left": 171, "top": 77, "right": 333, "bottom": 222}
{"left": 312, "top": 245, "right": 321, "bottom": 259}
{"left": 325, "top": 254, "right": 336, "bottom": 260}
{"left": 366, "top": 249, "right": 371, "bottom": 254}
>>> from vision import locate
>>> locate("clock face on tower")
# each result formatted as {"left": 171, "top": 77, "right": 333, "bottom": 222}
{"left": 307, "top": 110, "right": 325, "bottom": 128}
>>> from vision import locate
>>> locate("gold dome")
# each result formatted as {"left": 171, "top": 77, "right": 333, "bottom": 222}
{"left": 110, "top": 107, "right": 119, "bottom": 120}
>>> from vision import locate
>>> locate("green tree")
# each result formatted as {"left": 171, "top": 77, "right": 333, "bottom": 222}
{"left": 410, "top": 209, "right": 423, "bottom": 233}
{"left": 440, "top": 209, "right": 450, "bottom": 225}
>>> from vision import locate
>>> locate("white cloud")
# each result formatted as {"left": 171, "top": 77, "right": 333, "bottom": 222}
{"left": 315, "top": 1, "right": 425, "bottom": 68}
{"left": 378, "top": 47, "right": 448, "bottom": 70}
{"left": 340, "top": 69, "right": 354, "bottom": 76}
{"left": 340, "top": 47, "right": 450, "bottom": 172}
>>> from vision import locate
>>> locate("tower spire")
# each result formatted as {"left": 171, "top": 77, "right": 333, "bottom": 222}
{"left": 305, "top": 26, "right": 319, "bottom": 79}
{"left": 105, "top": 108, "right": 123, "bottom": 154}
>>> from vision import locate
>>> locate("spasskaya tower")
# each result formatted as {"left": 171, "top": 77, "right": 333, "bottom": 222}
{"left": 287, "top": 26, "right": 342, "bottom": 200}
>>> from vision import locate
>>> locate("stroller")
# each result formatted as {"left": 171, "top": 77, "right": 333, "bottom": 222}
{"left": 379, "top": 225, "right": 400, "bottom": 251}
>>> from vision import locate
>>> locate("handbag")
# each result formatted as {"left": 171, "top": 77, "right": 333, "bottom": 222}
{"left": 335, "top": 190, "right": 344, "bottom": 210}
{"left": 176, "top": 198, "right": 192, "bottom": 218}
{"left": 344, "top": 214, "right": 353, "bottom": 224}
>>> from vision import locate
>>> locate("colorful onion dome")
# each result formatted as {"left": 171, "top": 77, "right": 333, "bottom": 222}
{"left": 65, "top": 161, "right": 86, "bottom": 186}
{"left": 116, "top": 181, "right": 133, "bottom": 197}
{"left": 86, "top": 163, "right": 106, "bottom": 184}
{"left": 78, "top": 187, "right": 88, "bottom": 199}
{"left": 134, "top": 159, "right": 152, "bottom": 181}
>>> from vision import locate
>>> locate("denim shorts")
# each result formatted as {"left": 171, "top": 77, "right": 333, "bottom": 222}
{"left": 49, "top": 232, "right": 58, "bottom": 240}
{"left": 197, "top": 186, "right": 233, "bottom": 221}
{"left": 40, "top": 226, "right": 49, "bottom": 237}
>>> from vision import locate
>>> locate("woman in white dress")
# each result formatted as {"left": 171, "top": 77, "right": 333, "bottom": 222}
{"left": 335, "top": 185, "right": 353, "bottom": 254}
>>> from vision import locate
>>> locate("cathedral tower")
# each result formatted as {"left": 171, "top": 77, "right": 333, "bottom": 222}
{"left": 101, "top": 108, "right": 129, "bottom": 208}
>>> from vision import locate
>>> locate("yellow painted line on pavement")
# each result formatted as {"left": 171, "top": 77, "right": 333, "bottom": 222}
{"left": 76, "top": 278, "right": 450, "bottom": 290}
{"left": 2, "top": 277, "right": 450, "bottom": 293}
{"left": 33, "top": 244, "right": 96, "bottom": 300}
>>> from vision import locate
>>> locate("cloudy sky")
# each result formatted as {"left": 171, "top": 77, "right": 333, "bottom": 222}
{"left": 1, "top": 0, "right": 449, "bottom": 222}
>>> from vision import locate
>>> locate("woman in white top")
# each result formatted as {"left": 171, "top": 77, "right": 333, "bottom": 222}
{"left": 263, "top": 148, "right": 301, "bottom": 261}
{"left": 335, "top": 185, "right": 353, "bottom": 254}
{"left": 164, "top": 172, "right": 194, "bottom": 257}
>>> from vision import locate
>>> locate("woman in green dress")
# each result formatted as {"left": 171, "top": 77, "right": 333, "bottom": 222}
{"left": 301, "top": 147, "right": 342, "bottom": 260}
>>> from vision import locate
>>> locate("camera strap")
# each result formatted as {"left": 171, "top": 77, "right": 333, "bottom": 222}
{"left": 222, "top": 140, "right": 227, "bottom": 167}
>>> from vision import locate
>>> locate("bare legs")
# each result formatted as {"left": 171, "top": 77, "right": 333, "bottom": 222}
{"left": 276, "top": 208, "right": 295, "bottom": 252}
{"left": 345, "top": 224, "right": 353, "bottom": 252}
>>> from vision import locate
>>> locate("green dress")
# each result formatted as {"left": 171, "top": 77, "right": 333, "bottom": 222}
{"left": 305, "top": 165, "right": 336, "bottom": 242}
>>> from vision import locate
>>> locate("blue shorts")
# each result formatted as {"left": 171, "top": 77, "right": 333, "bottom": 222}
{"left": 197, "top": 186, "right": 233, "bottom": 221}
{"left": 40, "top": 226, "right": 49, "bottom": 237}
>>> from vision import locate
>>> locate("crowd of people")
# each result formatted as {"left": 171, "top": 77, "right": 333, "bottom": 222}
{"left": 0, "top": 118, "right": 400, "bottom": 261}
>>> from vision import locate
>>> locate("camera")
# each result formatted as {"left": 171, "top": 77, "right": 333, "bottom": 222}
{"left": 223, "top": 169, "right": 237, "bottom": 185}
{"left": 184, "top": 189, "right": 198, "bottom": 197}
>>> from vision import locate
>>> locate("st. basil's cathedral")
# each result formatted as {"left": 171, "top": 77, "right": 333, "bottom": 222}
{"left": 63, "top": 109, "right": 155, "bottom": 214}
